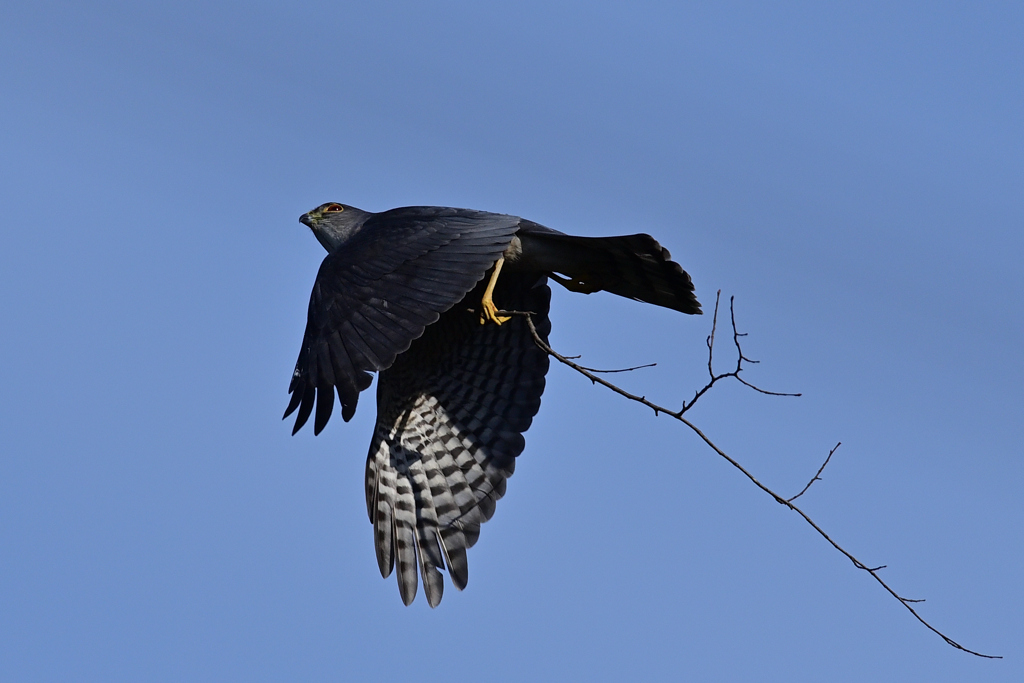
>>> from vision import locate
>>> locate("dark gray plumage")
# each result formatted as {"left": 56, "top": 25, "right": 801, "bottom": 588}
{"left": 285, "top": 203, "right": 700, "bottom": 606}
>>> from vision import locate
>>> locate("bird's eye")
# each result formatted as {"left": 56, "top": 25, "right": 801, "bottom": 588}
{"left": 324, "top": 204, "right": 344, "bottom": 213}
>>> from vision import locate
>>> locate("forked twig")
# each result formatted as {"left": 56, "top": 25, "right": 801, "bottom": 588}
{"left": 789, "top": 442, "right": 842, "bottom": 503}
{"left": 496, "top": 292, "right": 999, "bottom": 659}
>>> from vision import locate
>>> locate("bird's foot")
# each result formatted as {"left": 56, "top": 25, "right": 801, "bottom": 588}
{"left": 479, "top": 297, "right": 511, "bottom": 325}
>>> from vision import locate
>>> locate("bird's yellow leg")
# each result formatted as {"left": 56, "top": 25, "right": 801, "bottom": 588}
{"left": 480, "top": 257, "right": 512, "bottom": 325}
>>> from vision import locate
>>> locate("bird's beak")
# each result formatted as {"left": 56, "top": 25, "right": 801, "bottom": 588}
{"left": 299, "top": 212, "right": 314, "bottom": 228}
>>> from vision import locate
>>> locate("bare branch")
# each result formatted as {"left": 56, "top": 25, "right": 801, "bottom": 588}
{"left": 496, "top": 305, "right": 1000, "bottom": 660}
{"left": 577, "top": 362, "right": 657, "bottom": 374}
{"left": 789, "top": 442, "right": 842, "bottom": 502}
{"left": 679, "top": 292, "right": 801, "bottom": 414}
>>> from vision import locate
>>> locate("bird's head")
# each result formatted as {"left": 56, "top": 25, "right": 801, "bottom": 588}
{"left": 299, "top": 202, "right": 369, "bottom": 253}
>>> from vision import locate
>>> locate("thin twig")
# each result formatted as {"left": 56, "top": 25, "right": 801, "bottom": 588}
{"left": 789, "top": 442, "right": 842, "bottom": 502}
{"left": 680, "top": 293, "right": 800, "bottom": 414}
{"left": 577, "top": 362, "right": 657, "bottom": 374}
{"left": 496, "top": 304, "right": 1000, "bottom": 660}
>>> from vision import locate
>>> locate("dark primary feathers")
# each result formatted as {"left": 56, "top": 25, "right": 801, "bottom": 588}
{"left": 285, "top": 203, "right": 700, "bottom": 606}
{"left": 285, "top": 206, "right": 521, "bottom": 434}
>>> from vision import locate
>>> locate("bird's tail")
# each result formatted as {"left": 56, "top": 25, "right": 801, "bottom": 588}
{"left": 518, "top": 230, "right": 702, "bottom": 315}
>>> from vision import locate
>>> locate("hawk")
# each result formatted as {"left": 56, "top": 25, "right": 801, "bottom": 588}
{"left": 285, "top": 203, "right": 701, "bottom": 606}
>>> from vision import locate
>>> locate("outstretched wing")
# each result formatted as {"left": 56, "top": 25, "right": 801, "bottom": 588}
{"left": 285, "top": 208, "right": 522, "bottom": 435}
{"left": 365, "top": 272, "right": 551, "bottom": 607}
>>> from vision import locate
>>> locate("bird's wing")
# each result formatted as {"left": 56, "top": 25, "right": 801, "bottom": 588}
{"left": 366, "top": 272, "right": 551, "bottom": 606}
{"left": 285, "top": 208, "right": 522, "bottom": 435}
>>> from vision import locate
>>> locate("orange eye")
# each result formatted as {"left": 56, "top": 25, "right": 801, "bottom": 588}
{"left": 324, "top": 204, "right": 344, "bottom": 213}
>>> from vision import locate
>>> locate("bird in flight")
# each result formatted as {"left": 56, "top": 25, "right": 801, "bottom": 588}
{"left": 285, "top": 203, "right": 701, "bottom": 606}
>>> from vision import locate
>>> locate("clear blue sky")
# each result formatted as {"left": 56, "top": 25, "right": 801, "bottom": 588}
{"left": 2, "top": 1, "right": 1021, "bottom": 680}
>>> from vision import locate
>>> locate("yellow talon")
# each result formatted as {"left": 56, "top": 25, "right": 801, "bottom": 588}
{"left": 479, "top": 256, "right": 511, "bottom": 325}
{"left": 480, "top": 297, "right": 511, "bottom": 325}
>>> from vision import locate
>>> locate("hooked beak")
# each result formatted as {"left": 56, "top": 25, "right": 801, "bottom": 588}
{"left": 299, "top": 212, "right": 315, "bottom": 228}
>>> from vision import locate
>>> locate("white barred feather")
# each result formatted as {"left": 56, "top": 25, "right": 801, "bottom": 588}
{"left": 364, "top": 274, "right": 550, "bottom": 606}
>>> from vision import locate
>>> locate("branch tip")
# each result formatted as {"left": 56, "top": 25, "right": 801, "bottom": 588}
{"left": 492, "top": 304, "right": 998, "bottom": 660}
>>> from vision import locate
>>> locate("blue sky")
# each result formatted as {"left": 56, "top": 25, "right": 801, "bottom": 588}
{"left": 2, "top": 1, "right": 1022, "bottom": 680}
